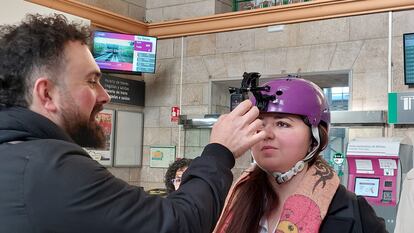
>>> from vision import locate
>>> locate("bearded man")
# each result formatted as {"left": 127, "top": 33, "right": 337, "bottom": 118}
{"left": 0, "top": 14, "right": 266, "bottom": 233}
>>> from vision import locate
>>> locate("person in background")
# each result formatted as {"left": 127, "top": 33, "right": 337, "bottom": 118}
{"left": 394, "top": 168, "right": 414, "bottom": 233}
{"left": 165, "top": 158, "right": 193, "bottom": 194}
{"left": 213, "top": 77, "right": 387, "bottom": 233}
{"left": 0, "top": 14, "right": 267, "bottom": 233}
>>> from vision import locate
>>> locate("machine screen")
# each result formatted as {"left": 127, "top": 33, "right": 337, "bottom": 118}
{"left": 354, "top": 177, "right": 380, "bottom": 197}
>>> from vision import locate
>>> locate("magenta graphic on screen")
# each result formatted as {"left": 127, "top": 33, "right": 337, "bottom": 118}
{"left": 135, "top": 41, "right": 153, "bottom": 52}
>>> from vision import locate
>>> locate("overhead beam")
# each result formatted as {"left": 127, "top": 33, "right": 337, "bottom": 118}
{"left": 27, "top": 0, "right": 147, "bottom": 34}
{"left": 148, "top": 0, "right": 414, "bottom": 38}
{"left": 27, "top": 0, "right": 414, "bottom": 39}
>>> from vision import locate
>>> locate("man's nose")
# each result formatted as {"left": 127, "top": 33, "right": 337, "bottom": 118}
{"left": 97, "top": 84, "right": 111, "bottom": 104}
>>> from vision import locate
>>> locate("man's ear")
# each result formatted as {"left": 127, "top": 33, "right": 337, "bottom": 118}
{"left": 32, "top": 78, "right": 58, "bottom": 112}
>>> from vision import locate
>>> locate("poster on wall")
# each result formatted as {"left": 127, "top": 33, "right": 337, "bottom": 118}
{"left": 84, "top": 109, "right": 114, "bottom": 166}
{"left": 114, "top": 111, "right": 143, "bottom": 167}
{"left": 150, "top": 146, "right": 176, "bottom": 168}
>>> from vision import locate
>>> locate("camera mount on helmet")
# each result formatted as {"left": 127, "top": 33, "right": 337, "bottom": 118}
{"left": 229, "top": 72, "right": 272, "bottom": 111}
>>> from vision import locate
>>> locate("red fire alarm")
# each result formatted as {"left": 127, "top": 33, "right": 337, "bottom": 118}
{"left": 171, "top": 106, "right": 180, "bottom": 122}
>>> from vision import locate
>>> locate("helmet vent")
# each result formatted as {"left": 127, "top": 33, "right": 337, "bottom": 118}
{"left": 275, "top": 90, "right": 283, "bottom": 96}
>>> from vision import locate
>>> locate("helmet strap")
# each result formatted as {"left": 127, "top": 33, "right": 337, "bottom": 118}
{"left": 304, "top": 126, "right": 320, "bottom": 162}
{"left": 272, "top": 160, "right": 305, "bottom": 184}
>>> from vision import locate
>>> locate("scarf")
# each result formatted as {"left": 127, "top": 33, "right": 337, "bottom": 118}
{"left": 214, "top": 158, "right": 340, "bottom": 233}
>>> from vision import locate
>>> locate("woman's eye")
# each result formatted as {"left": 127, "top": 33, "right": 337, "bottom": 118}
{"left": 276, "top": 121, "right": 289, "bottom": 127}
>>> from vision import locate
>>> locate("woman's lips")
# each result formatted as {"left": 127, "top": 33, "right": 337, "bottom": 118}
{"left": 261, "top": 146, "right": 277, "bottom": 151}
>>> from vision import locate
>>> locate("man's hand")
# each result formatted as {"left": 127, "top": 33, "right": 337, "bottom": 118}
{"left": 210, "top": 100, "right": 266, "bottom": 158}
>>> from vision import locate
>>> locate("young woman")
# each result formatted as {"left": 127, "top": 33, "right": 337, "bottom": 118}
{"left": 214, "top": 78, "right": 387, "bottom": 233}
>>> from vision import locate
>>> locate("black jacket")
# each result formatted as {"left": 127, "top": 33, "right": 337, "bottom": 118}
{"left": 0, "top": 107, "right": 235, "bottom": 233}
{"left": 320, "top": 185, "right": 388, "bottom": 233}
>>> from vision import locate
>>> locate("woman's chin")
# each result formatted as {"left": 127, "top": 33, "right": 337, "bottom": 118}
{"left": 257, "top": 163, "right": 280, "bottom": 173}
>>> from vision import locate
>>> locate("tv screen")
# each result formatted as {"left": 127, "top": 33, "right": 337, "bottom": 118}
{"left": 404, "top": 33, "right": 414, "bottom": 85}
{"left": 92, "top": 31, "right": 157, "bottom": 74}
{"left": 354, "top": 177, "right": 380, "bottom": 197}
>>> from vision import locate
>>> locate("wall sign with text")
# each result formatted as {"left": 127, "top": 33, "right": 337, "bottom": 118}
{"left": 150, "top": 146, "right": 176, "bottom": 168}
{"left": 101, "top": 74, "right": 145, "bottom": 106}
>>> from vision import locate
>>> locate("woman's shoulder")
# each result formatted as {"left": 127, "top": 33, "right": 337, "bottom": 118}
{"left": 328, "top": 185, "right": 388, "bottom": 233}
{"left": 344, "top": 186, "right": 388, "bottom": 233}
{"left": 355, "top": 196, "right": 387, "bottom": 233}
{"left": 327, "top": 184, "right": 356, "bottom": 215}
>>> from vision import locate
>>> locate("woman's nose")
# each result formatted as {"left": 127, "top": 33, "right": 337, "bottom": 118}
{"left": 263, "top": 125, "right": 275, "bottom": 140}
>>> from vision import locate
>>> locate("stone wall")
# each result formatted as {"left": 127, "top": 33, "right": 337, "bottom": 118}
{"left": 146, "top": 0, "right": 232, "bottom": 22}
{"left": 77, "top": 0, "right": 146, "bottom": 21}
{"left": 76, "top": 0, "right": 232, "bottom": 22}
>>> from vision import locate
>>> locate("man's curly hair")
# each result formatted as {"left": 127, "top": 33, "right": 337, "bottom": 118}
{"left": 164, "top": 158, "right": 193, "bottom": 194}
{"left": 0, "top": 14, "right": 90, "bottom": 108}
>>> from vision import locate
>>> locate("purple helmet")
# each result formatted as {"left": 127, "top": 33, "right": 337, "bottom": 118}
{"left": 250, "top": 77, "right": 330, "bottom": 127}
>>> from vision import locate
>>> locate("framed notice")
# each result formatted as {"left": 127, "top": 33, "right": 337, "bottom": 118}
{"left": 85, "top": 109, "right": 114, "bottom": 166}
{"left": 101, "top": 74, "right": 145, "bottom": 107}
{"left": 150, "top": 146, "right": 176, "bottom": 168}
{"left": 114, "top": 111, "right": 143, "bottom": 167}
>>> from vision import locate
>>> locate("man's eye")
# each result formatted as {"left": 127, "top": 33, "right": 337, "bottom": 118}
{"left": 88, "top": 80, "right": 98, "bottom": 85}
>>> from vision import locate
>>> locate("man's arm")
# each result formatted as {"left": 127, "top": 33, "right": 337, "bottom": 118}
{"left": 26, "top": 100, "right": 266, "bottom": 233}
{"left": 26, "top": 142, "right": 232, "bottom": 233}
{"left": 167, "top": 143, "right": 235, "bottom": 233}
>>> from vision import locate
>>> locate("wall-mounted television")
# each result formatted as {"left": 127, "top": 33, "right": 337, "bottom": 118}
{"left": 404, "top": 33, "right": 414, "bottom": 85}
{"left": 92, "top": 31, "right": 157, "bottom": 74}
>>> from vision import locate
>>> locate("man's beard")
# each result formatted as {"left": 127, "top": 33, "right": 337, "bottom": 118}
{"left": 60, "top": 104, "right": 106, "bottom": 149}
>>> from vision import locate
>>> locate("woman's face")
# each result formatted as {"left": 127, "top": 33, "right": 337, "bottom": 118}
{"left": 251, "top": 113, "right": 312, "bottom": 173}
{"left": 173, "top": 167, "right": 188, "bottom": 191}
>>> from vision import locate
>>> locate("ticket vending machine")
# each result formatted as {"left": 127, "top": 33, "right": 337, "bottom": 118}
{"left": 346, "top": 138, "right": 413, "bottom": 233}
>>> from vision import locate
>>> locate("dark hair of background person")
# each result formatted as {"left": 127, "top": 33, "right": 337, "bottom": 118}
{"left": 164, "top": 158, "right": 193, "bottom": 194}
{"left": 0, "top": 14, "right": 90, "bottom": 109}
{"left": 216, "top": 122, "right": 329, "bottom": 233}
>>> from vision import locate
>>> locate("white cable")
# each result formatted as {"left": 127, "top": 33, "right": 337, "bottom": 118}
{"left": 388, "top": 11, "right": 392, "bottom": 94}
{"left": 178, "top": 37, "right": 184, "bottom": 158}
{"left": 387, "top": 11, "right": 393, "bottom": 138}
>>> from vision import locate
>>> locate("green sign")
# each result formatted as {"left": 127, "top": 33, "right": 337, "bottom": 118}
{"left": 388, "top": 92, "right": 414, "bottom": 124}
{"left": 332, "top": 152, "right": 345, "bottom": 166}
{"left": 329, "top": 152, "right": 345, "bottom": 177}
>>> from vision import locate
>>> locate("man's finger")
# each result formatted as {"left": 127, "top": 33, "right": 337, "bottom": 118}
{"left": 216, "top": 113, "right": 228, "bottom": 123}
{"left": 247, "top": 118, "right": 264, "bottom": 134}
{"left": 242, "top": 106, "right": 260, "bottom": 124}
{"left": 248, "top": 131, "right": 267, "bottom": 147}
